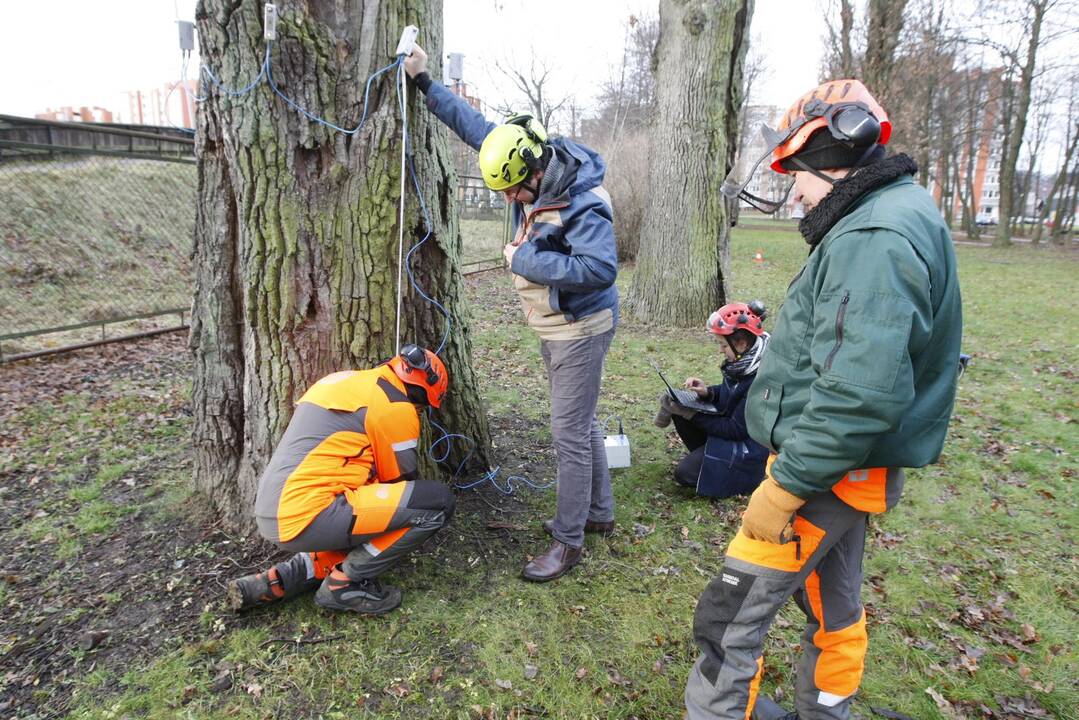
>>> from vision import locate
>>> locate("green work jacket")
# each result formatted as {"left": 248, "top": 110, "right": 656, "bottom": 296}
{"left": 745, "top": 175, "right": 963, "bottom": 499}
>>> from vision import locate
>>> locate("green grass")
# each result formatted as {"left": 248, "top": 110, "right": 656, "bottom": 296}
{"left": 28, "top": 230, "right": 1079, "bottom": 718}
{"left": 0, "top": 157, "right": 196, "bottom": 336}
{"left": 460, "top": 217, "right": 507, "bottom": 267}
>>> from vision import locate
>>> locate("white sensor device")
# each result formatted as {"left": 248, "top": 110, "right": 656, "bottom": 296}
{"left": 603, "top": 417, "right": 632, "bottom": 469}
{"left": 177, "top": 21, "right": 195, "bottom": 52}
{"left": 395, "top": 25, "right": 419, "bottom": 57}
{"left": 263, "top": 3, "right": 278, "bottom": 41}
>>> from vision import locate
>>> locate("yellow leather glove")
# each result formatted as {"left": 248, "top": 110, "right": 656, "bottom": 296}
{"left": 740, "top": 475, "right": 806, "bottom": 543}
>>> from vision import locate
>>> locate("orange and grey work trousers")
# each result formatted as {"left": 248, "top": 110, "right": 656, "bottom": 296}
{"left": 685, "top": 490, "right": 869, "bottom": 720}
{"left": 277, "top": 480, "right": 455, "bottom": 581}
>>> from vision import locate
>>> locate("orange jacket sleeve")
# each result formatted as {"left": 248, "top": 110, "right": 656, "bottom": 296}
{"left": 368, "top": 401, "right": 421, "bottom": 483}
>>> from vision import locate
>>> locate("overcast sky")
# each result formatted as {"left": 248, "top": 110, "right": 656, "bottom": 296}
{"left": 0, "top": 0, "right": 824, "bottom": 124}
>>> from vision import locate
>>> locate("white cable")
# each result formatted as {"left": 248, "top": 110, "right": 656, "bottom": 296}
{"left": 394, "top": 65, "right": 409, "bottom": 355}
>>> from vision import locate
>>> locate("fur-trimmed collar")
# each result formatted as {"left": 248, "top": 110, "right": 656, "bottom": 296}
{"left": 799, "top": 154, "right": 919, "bottom": 247}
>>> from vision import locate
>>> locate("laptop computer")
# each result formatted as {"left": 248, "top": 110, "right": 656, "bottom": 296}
{"left": 649, "top": 360, "right": 720, "bottom": 415}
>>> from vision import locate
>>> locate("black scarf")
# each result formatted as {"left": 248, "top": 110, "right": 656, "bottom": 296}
{"left": 799, "top": 154, "right": 919, "bottom": 247}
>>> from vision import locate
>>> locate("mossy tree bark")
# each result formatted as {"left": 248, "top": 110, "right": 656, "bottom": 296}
{"left": 190, "top": 0, "right": 489, "bottom": 534}
{"left": 626, "top": 0, "right": 752, "bottom": 326}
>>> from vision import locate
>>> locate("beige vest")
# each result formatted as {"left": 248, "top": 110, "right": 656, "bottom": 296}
{"left": 511, "top": 205, "right": 613, "bottom": 341}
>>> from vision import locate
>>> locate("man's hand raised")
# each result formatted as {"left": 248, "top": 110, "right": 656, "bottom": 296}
{"left": 403, "top": 44, "right": 428, "bottom": 78}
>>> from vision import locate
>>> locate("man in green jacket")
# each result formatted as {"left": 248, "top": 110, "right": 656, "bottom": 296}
{"left": 685, "top": 80, "right": 963, "bottom": 720}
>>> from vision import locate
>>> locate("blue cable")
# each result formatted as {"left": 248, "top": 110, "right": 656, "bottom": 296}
{"left": 394, "top": 68, "right": 548, "bottom": 497}
{"left": 200, "top": 44, "right": 270, "bottom": 98}
{"left": 170, "top": 31, "right": 545, "bottom": 495}
{"left": 266, "top": 44, "right": 400, "bottom": 135}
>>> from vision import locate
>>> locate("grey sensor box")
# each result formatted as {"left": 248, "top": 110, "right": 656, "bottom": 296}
{"left": 177, "top": 21, "right": 195, "bottom": 51}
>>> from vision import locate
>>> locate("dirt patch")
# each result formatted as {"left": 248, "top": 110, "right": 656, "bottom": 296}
{"left": 0, "top": 327, "right": 554, "bottom": 718}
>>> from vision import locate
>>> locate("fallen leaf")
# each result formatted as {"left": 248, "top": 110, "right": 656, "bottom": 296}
{"left": 925, "top": 686, "right": 951, "bottom": 710}
{"left": 524, "top": 641, "right": 538, "bottom": 657}
{"left": 244, "top": 682, "right": 262, "bottom": 700}
{"left": 575, "top": 666, "right": 588, "bottom": 679}
{"left": 494, "top": 678, "right": 512, "bottom": 690}
{"left": 429, "top": 666, "right": 444, "bottom": 684}
{"left": 1021, "top": 623, "right": 1039, "bottom": 643}
{"left": 523, "top": 664, "right": 538, "bottom": 680}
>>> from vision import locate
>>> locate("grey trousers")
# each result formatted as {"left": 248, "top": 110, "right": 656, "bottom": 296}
{"left": 541, "top": 328, "right": 616, "bottom": 548}
{"left": 685, "top": 491, "right": 869, "bottom": 720}
{"left": 278, "top": 480, "right": 455, "bottom": 581}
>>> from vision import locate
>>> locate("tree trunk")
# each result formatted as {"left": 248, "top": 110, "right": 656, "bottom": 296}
{"left": 839, "top": 0, "right": 856, "bottom": 77}
{"left": 1052, "top": 160, "right": 1079, "bottom": 244}
{"left": 627, "top": 0, "right": 752, "bottom": 326}
{"left": 863, "top": 0, "right": 909, "bottom": 107}
{"left": 995, "top": 0, "right": 1046, "bottom": 247}
{"left": 190, "top": 0, "right": 490, "bottom": 535}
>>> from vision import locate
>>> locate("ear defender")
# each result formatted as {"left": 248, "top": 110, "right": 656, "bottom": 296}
{"left": 400, "top": 344, "right": 439, "bottom": 385}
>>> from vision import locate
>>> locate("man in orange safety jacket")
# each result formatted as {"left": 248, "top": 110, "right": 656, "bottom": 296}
{"left": 228, "top": 344, "right": 455, "bottom": 615}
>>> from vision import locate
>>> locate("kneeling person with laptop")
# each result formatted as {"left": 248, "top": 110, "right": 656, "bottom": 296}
{"left": 654, "top": 302, "right": 770, "bottom": 498}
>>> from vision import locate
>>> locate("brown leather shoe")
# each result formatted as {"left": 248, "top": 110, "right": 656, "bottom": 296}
{"left": 522, "top": 541, "right": 582, "bottom": 582}
{"left": 542, "top": 518, "right": 616, "bottom": 538}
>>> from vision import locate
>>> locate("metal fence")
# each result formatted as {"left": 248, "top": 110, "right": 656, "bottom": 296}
{"left": 0, "top": 116, "right": 511, "bottom": 362}
{"left": 0, "top": 116, "right": 197, "bottom": 361}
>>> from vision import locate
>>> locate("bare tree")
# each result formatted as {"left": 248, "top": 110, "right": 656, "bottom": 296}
{"left": 1036, "top": 78, "right": 1079, "bottom": 243}
{"left": 822, "top": 0, "right": 859, "bottom": 79}
{"left": 968, "top": 0, "right": 1071, "bottom": 246}
{"left": 492, "top": 54, "right": 570, "bottom": 130}
{"left": 1012, "top": 79, "right": 1057, "bottom": 235}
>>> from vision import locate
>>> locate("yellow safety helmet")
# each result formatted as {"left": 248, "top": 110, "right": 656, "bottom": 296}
{"left": 478, "top": 115, "right": 547, "bottom": 191}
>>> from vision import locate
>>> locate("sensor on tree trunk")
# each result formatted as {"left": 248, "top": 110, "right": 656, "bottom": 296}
{"left": 263, "top": 4, "right": 278, "bottom": 41}
{"left": 395, "top": 26, "right": 419, "bottom": 57}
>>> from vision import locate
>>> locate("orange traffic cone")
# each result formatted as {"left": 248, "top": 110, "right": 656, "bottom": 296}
{"left": 753, "top": 250, "right": 765, "bottom": 264}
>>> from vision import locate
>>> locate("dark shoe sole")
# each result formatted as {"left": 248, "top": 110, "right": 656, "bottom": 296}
{"left": 314, "top": 587, "right": 402, "bottom": 615}
{"left": 521, "top": 556, "right": 582, "bottom": 583}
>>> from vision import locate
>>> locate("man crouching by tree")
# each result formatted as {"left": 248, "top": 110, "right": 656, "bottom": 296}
{"left": 228, "top": 346, "right": 455, "bottom": 615}
{"left": 404, "top": 45, "right": 619, "bottom": 582}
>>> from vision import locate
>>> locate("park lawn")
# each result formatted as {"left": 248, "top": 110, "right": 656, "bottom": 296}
{"left": 3, "top": 228, "right": 1075, "bottom": 719}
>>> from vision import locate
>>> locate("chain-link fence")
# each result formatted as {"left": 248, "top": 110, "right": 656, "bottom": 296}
{"left": 0, "top": 116, "right": 198, "bottom": 361}
{"left": 0, "top": 116, "right": 512, "bottom": 362}
{"left": 458, "top": 174, "right": 510, "bottom": 273}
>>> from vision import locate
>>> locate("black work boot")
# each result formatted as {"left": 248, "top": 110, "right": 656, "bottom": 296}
{"left": 314, "top": 567, "right": 402, "bottom": 615}
{"left": 228, "top": 553, "right": 319, "bottom": 612}
{"left": 751, "top": 695, "right": 799, "bottom": 720}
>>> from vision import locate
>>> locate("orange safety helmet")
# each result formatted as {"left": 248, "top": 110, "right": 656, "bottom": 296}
{"left": 768, "top": 79, "right": 891, "bottom": 174}
{"left": 388, "top": 344, "right": 449, "bottom": 408}
{"left": 707, "top": 301, "right": 767, "bottom": 337}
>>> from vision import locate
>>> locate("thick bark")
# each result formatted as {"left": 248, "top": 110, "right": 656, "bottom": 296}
{"left": 863, "top": 0, "right": 909, "bottom": 107}
{"left": 190, "top": 0, "right": 490, "bottom": 534}
{"left": 627, "top": 0, "right": 752, "bottom": 326}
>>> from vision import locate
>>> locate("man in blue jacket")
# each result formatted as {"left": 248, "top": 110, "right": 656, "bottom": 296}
{"left": 404, "top": 46, "right": 620, "bottom": 582}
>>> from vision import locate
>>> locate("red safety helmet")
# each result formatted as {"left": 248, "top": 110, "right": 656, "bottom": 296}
{"left": 388, "top": 344, "right": 449, "bottom": 408}
{"left": 707, "top": 301, "right": 767, "bottom": 337}
{"left": 768, "top": 79, "right": 890, "bottom": 174}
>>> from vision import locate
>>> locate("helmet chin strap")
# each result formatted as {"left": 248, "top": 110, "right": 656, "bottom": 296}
{"left": 517, "top": 173, "right": 540, "bottom": 200}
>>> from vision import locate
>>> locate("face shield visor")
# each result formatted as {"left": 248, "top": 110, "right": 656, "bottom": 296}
{"left": 721, "top": 123, "right": 797, "bottom": 215}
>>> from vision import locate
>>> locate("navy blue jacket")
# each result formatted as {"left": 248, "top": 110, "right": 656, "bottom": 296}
{"left": 690, "top": 373, "right": 769, "bottom": 498}
{"left": 422, "top": 81, "right": 619, "bottom": 327}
